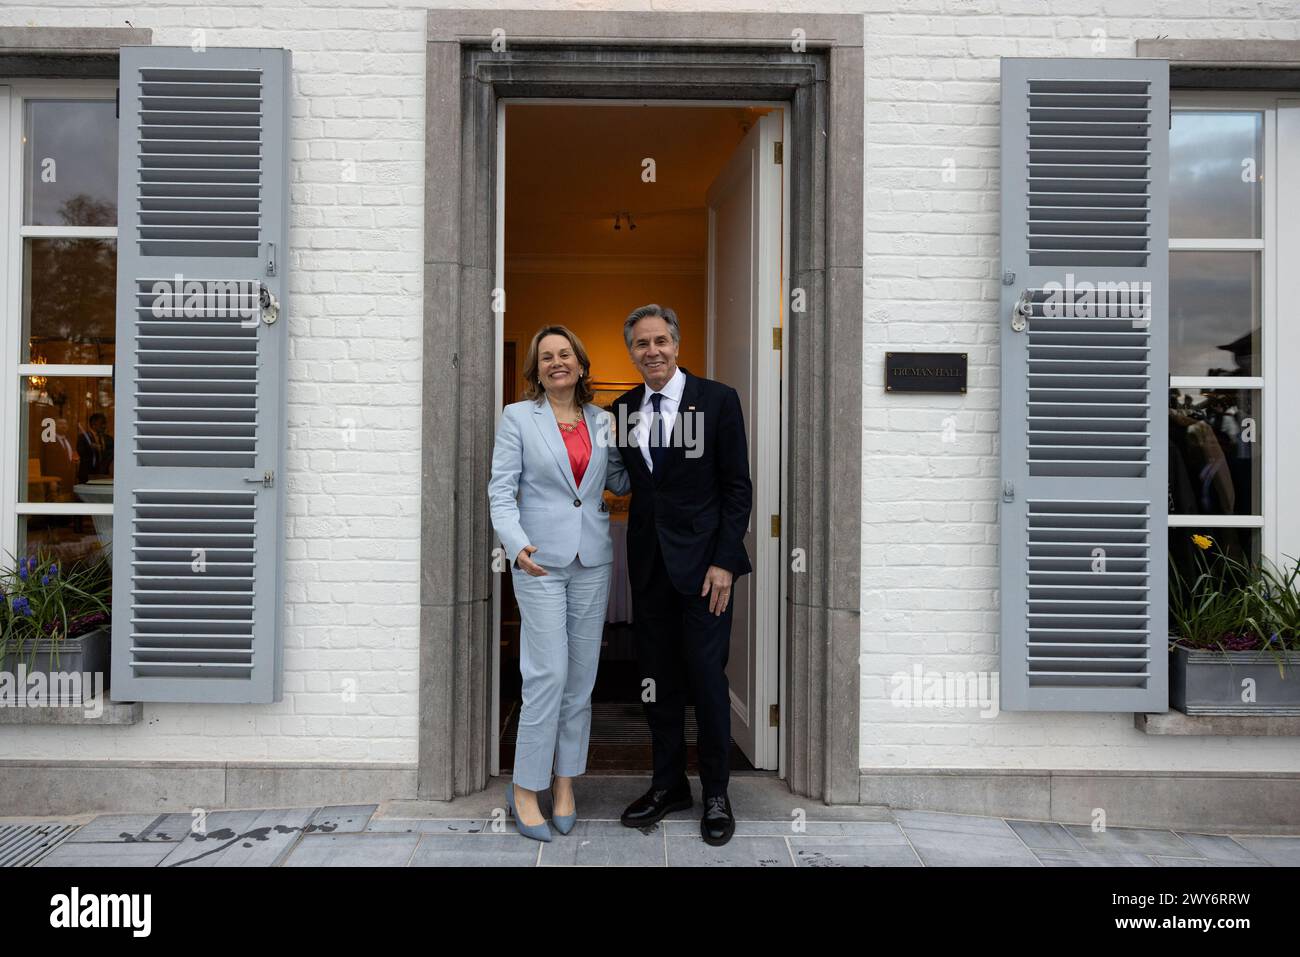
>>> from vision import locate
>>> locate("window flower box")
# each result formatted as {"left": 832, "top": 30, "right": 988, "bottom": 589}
{"left": 1168, "top": 535, "right": 1300, "bottom": 717}
{"left": 1169, "top": 644, "right": 1300, "bottom": 716}
{"left": 1, "top": 624, "right": 110, "bottom": 706}
{"left": 1, "top": 552, "right": 112, "bottom": 707}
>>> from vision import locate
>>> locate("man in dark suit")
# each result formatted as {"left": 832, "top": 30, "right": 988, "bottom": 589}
{"left": 612, "top": 303, "right": 752, "bottom": 846}
{"left": 76, "top": 412, "right": 114, "bottom": 485}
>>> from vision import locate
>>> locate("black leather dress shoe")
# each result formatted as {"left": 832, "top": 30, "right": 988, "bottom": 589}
{"left": 700, "top": 794, "right": 735, "bottom": 846}
{"left": 620, "top": 782, "right": 692, "bottom": 828}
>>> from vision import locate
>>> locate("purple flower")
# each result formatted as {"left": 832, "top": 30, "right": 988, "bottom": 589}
{"left": 49, "top": 563, "right": 58, "bottom": 578}
{"left": 18, "top": 558, "right": 28, "bottom": 580}
{"left": 12, "top": 596, "right": 31, "bottom": 616}
{"left": 40, "top": 575, "right": 49, "bottom": 585}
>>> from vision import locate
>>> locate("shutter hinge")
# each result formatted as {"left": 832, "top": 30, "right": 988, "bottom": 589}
{"left": 773, "top": 141, "right": 783, "bottom": 164}
{"left": 1002, "top": 481, "right": 1014, "bottom": 503}
{"left": 772, "top": 327, "right": 782, "bottom": 350}
{"left": 769, "top": 704, "right": 779, "bottom": 727}
{"left": 114, "top": 87, "right": 119, "bottom": 120}
{"left": 770, "top": 514, "right": 781, "bottom": 537}
{"left": 266, "top": 241, "right": 277, "bottom": 276}
{"left": 244, "top": 470, "right": 275, "bottom": 488}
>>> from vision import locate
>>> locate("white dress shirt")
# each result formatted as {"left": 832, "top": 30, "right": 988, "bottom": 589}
{"left": 636, "top": 365, "right": 685, "bottom": 472}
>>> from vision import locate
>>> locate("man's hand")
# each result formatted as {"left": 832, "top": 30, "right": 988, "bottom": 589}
{"left": 700, "top": 565, "right": 734, "bottom": 615}
{"left": 516, "top": 545, "right": 548, "bottom": 577}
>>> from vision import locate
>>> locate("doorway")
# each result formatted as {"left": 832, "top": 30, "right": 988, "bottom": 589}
{"left": 418, "top": 19, "right": 864, "bottom": 804}
{"left": 492, "top": 101, "right": 788, "bottom": 779}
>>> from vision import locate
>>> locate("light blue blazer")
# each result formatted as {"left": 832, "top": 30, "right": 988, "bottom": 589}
{"left": 489, "top": 398, "right": 631, "bottom": 569}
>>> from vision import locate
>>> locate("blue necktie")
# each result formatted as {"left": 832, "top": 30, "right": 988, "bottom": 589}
{"left": 649, "top": 392, "right": 667, "bottom": 474}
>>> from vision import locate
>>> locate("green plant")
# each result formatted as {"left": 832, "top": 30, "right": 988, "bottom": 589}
{"left": 1168, "top": 535, "right": 1300, "bottom": 676}
{"left": 1250, "top": 556, "right": 1300, "bottom": 651}
{"left": 0, "top": 549, "right": 111, "bottom": 670}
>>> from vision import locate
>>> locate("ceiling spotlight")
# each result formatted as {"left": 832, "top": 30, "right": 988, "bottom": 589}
{"left": 613, "top": 212, "right": 621, "bottom": 230}
{"left": 627, "top": 213, "right": 636, "bottom": 231}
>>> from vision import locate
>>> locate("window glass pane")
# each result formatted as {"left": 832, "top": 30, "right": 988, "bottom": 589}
{"left": 1169, "top": 251, "right": 1259, "bottom": 377}
{"left": 22, "top": 238, "right": 116, "bottom": 365}
{"left": 20, "top": 375, "right": 115, "bottom": 504}
{"left": 1170, "top": 111, "right": 1262, "bottom": 239}
{"left": 22, "top": 99, "right": 117, "bottom": 227}
{"left": 18, "top": 514, "right": 112, "bottom": 576}
{"left": 1169, "top": 388, "right": 1259, "bottom": 517}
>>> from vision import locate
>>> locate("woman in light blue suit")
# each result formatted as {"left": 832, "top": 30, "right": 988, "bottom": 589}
{"left": 488, "top": 324, "right": 630, "bottom": 842}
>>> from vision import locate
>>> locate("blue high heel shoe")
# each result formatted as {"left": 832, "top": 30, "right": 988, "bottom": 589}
{"left": 551, "top": 786, "right": 576, "bottom": 835}
{"left": 506, "top": 782, "right": 552, "bottom": 843}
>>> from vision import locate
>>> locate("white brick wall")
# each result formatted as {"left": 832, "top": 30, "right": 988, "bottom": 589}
{"left": 1, "top": 0, "right": 432, "bottom": 761}
{"left": 2, "top": 0, "right": 1298, "bottom": 775}
{"left": 861, "top": 0, "right": 1300, "bottom": 774}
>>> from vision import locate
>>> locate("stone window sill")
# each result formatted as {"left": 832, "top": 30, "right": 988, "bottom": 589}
{"left": 0, "top": 698, "right": 142, "bottom": 726}
{"left": 1136, "top": 711, "right": 1300, "bottom": 736}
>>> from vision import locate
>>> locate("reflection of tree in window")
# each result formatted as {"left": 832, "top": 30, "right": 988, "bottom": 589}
{"left": 28, "top": 195, "right": 115, "bottom": 365}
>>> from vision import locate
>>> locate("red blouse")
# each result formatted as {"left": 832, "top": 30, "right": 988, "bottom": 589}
{"left": 560, "top": 418, "right": 591, "bottom": 489}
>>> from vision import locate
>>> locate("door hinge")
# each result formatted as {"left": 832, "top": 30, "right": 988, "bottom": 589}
{"left": 770, "top": 514, "right": 781, "bottom": 537}
{"left": 1002, "top": 481, "right": 1014, "bottom": 503}
{"left": 769, "top": 704, "right": 779, "bottom": 727}
{"left": 772, "top": 327, "right": 782, "bottom": 350}
{"left": 773, "top": 141, "right": 783, "bottom": 164}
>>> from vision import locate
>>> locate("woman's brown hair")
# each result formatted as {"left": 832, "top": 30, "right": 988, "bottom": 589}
{"left": 521, "top": 324, "right": 595, "bottom": 405}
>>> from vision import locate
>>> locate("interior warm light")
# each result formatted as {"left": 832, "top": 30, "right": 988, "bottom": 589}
{"left": 28, "top": 352, "right": 47, "bottom": 390}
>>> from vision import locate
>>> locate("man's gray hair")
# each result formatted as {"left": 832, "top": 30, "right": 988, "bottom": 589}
{"left": 623, "top": 303, "right": 681, "bottom": 349}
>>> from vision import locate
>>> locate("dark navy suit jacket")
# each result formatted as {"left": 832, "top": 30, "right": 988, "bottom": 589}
{"left": 612, "top": 368, "right": 753, "bottom": 595}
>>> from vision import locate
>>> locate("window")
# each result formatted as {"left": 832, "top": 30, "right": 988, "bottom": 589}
{"left": 0, "top": 81, "right": 117, "bottom": 574}
{"left": 1168, "top": 94, "right": 1300, "bottom": 584}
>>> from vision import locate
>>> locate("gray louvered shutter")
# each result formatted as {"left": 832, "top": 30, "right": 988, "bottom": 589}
{"left": 999, "top": 57, "right": 1169, "bottom": 712}
{"left": 110, "top": 46, "right": 290, "bottom": 703}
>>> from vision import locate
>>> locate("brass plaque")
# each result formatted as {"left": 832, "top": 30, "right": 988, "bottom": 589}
{"left": 885, "top": 352, "right": 967, "bottom": 393}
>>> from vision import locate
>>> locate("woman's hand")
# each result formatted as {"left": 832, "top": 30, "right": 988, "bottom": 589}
{"left": 516, "top": 545, "right": 548, "bottom": 577}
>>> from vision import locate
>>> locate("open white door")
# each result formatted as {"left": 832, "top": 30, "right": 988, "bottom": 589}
{"left": 706, "top": 111, "right": 782, "bottom": 769}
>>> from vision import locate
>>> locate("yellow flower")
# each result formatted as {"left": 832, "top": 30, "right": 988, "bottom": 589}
{"left": 1191, "top": 534, "right": 1214, "bottom": 551}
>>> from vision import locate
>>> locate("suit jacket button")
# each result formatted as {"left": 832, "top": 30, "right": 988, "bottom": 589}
{"left": 573, "top": 498, "right": 581, "bottom": 507}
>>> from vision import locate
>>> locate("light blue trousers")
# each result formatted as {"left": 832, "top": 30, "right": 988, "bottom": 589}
{"left": 510, "top": 557, "right": 611, "bottom": 791}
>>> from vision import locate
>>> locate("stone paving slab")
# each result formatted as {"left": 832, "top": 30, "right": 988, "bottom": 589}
{"left": 409, "top": 834, "right": 540, "bottom": 867}
{"left": 158, "top": 808, "right": 316, "bottom": 867}
{"left": 660, "top": 819, "right": 902, "bottom": 839}
{"left": 539, "top": 820, "right": 667, "bottom": 866}
{"left": 1173, "top": 832, "right": 1264, "bottom": 864}
{"left": 63, "top": 814, "right": 180, "bottom": 844}
{"left": 1233, "top": 836, "right": 1300, "bottom": 866}
{"left": 284, "top": 832, "right": 420, "bottom": 867}
{"left": 365, "top": 817, "right": 490, "bottom": 834}
{"left": 789, "top": 834, "right": 922, "bottom": 867}
{"left": 36, "top": 840, "right": 177, "bottom": 867}
{"left": 9, "top": 774, "right": 1300, "bottom": 867}
{"left": 308, "top": 805, "right": 378, "bottom": 834}
{"left": 1062, "top": 825, "right": 1198, "bottom": 857}
{"left": 1035, "top": 848, "right": 1156, "bottom": 867}
{"left": 1006, "top": 820, "right": 1086, "bottom": 851}
{"left": 666, "top": 835, "right": 793, "bottom": 867}
{"left": 895, "top": 811, "right": 1041, "bottom": 867}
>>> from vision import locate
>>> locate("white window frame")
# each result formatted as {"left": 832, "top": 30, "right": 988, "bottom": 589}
{"left": 1167, "top": 91, "right": 1300, "bottom": 570}
{"left": 0, "top": 79, "right": 118, "bottom": 565}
